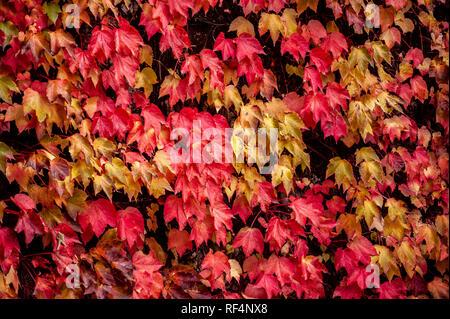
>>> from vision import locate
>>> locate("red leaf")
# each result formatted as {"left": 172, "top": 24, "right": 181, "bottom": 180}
{"left": 142, "top": 103, "right": 165, "bottom": 134}
{"left": 234, "top": 33, "right": 265, "bottom": 61}
{"left": 404, "top": 48, "right": 424, "bottom": 68}
{"left": 410, "top": 75, "right": 428, "bottom": 102}
{"left": 304, "top": 67, "right": 323, "bottom": 91}
{"left": 348, "top": 236, "right": 377, "bottom": 265}
{"left": 14, "top": 210, "right": 45, "bottom": 245}
{"left": 250, "top": 181, "right": 276, "bottom": 212}
{"left": 91, "top": 115, "right": 114, "bottom": 138}
{"left": 280, "top": 33, "right": 309, "bottom": 61}
{"left": 232, "top": 227, "right": 264, "bottom": 257}
{"left": 326, "top": 196, "right": 346, "bottom": 215}
{"left": 232, "top": 195, "right": 252, "bottom": 223}
{"left": 321, "top": 114, "right": 347, "bottom": 142}
{"left": 201, "top": 249, "right": 230, "bottom": 280}
{"left": 300, "top": 92, "right": 330, "bottom": 126}
{"left": 114, "top": 16, "right": 143, "bottom": 57}
{"left": 321, "top": 32, "right": 348, "bottom": 59}
{"left": 306, "top": 20, "right": 327, "bottom": 45}
{"left": 12, "top": 193, "right": 36, "bottom": 211}
{"left": 210, "top": 200, "right": 234, "bottom": 231}
{"left": 237, "top": 56, "right": 264, "bottom": 84}
{"left": 181, "top": 54, "right": 204, "bottom": 85}
{"left": 160, "top": 25, "right": 191, "bottom": 59}
{"left": 132, "top": 251, "right": 164, "bottom": 299}
{"left": 290, "top": 196, "right": 324, "bottom": 227}
{"left": 309, "top": 47, "right": 332, "bottom": 74}
{"left": 78, "top": 199, "right": 117, "bottom": 240}
{"left": 111, "top": 53, "right": 139, "bottom": 86}
{"left": 117, "top": 207, "right": 144, "bottom": 250}
{"left": 168, "top": 228, "right": 193, "bottom": 256}
{"left": 333, "top": 282, "right": 362, "bottom": 299}
{"left": 0, "top": 227, "right": 20, "bottom": 260}
{"left": 378, "top": 278, "right": 407, "bottom": 299}
{"left": 189, "top": 215, "right": 214, "bottom": 247}
{"left": 89, "top": 25, "right": 114, "bottom": 62}
{"left": 213, "top": 32, "right": 236, "bottom": 60}
{"left": 254, "top": 273, "right": 279, "bottom": 298}
{"left": 265, "top": 254, "right": 296, "bottom": 286}
{"left": 386, "top": 0, "right": 408, "bottom": 11}
{"left": 133, "top": 250, "right": 163, "bottom": 273}
{"left": 164, "top": 195, "right": 190, "bottom": 230}
{"left": 326, "top": 82, "right": 350, "bottom": 111}
{"left": 200, "top": 49, "right": 224, "bottom": 93}
{"left": 265, "top": 217, "right": 302, "bottom": 252}
{"left": 335, "top": 248, "right": 358, "bottom": 273}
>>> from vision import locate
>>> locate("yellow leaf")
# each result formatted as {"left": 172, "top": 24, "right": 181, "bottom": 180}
{"left": 135, "top": 67, "right": 158, "bottom": 98}
{"left": 93, "top": 137, "right": 117, "bottom": 161}
{"left": 374, "top": 245, "right": 401, "bottom": 281}
{"left": 395, "top": 240, "right": 416, "bottom": 278}
{"left": 337, "top": 213, "right": 362, "bottom": 238}
{"left": 71, "top": 159, "right": 93, "bottom": 188}
{"left": 224, "top": 85, "right": 244, "bottom": 111}
{"left": 271, "top": 155, "right": 293, "bottom": 194}
{"left": 229, "top": 17, "right": 255, "bottom": 36}
{"left": 150, "top": 176, "right": 173, "bottom": 198}
{"left": 105, "top": 157, "right": 128, "bottom": 186}
{"left": 259, "top": 13, "right": 283, "bottom": 44}
{"left": 140, "top": 45, "right": 153, "bottom": 66}
{"left": 65, "top": 188, "right": 88, "bottom": 220}
{"left": 355, "top": 147, "right": 380, "bottom": 164}
{"left": 348, "top": 47, "right": 372, "bottom": 73}
{"left": 383, "top": 214, "right": 409, "bottom": 241}
{"left": 356, "top": 200, "right": 384, "bottom": 231}
{"left": 22, "top": 88, "right": 65, "bottom": 127}
{"left": 296, "top": 0, "right": 319, "bottom": 14}
{"left": 359, "top": 160, "right": 384, "bottom": 185}
{"left": 326, "top": 157, "right": 356, "bottom": 191}
{"left": 0, "top": 74, "right": 19, "bottom": 103}
{"left": 281, "top": 8, "right": 298, "bottom": 36}
{"left": 264, "top": 98, "right": 286, "bottom": 119}
{"left": 397, "top": 61, "right": 413, "bottom": 82}
{"left": 371, "top": 41, "right": 391, "bottom": 65}
{"left": 93, "top": 174, "right": 113, "bottom": 200}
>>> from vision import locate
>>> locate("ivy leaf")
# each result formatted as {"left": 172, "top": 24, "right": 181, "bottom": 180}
{"left": 114, "top": 17, "right": 144, "bottom": 57}
{"left": 234, "top": 33, "right": 265, "bottom": 62}
{"left": 348, "top": 236, "right": 377, "bottom": 265}
{"left": 0, "top": 74, "right": 19, "bottom": 103}
{"left": 321, "top": 31, "right": 348, "bottom": 59}
{"left": 309, "top": 47, "right": 332, "bottom": 74}
{"left": 201, "top": 249, "right": 231, "bottom": 280}
{"left": 210, "top": 201, "right": 234, "bottom": 231}
{"left": 232, "top": 227, "right": 264, "bottom": 257}
{"left": 258, "top": 13, "right": 283, "bottom": 44}
{"left": 0, "top": 227, "right": 19, "bottom": 260}
{"left": 118, "top": 207, "right": 144, "bottom": 250}
{"left": 11, "top": 193, "right": 36, "bottom": 211}
{"left": 280, "top": 33, "right": 309, "bottom": 61}
{"left": 168, "top": 228, "right": 192, "bottom": 256}
{"left": 14, "top": 211, "right": 45, "bottom": 245}
{"left": 77, "top": 199, "right": 117, "bottom": 241}
{"left": 213, "top": 32, "right": 236, "bottom": 60}
{"left": 89, "top": 25, "right": 114, "bottom": 62}
{"left": 404, "top": 48, "right": 424, "bottom": 68}
{"left": 229, "top": 16, "right": 255, "bottom": 36}
{"left": 160, "top": 25, "right": 191, "bottom": 59}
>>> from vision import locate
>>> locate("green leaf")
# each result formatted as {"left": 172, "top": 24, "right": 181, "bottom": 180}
{"left": 0, "top": 74, "right": 19, "bottom": 103}
{"left": 43, "top": 1, "right": 62, "bottom": 24}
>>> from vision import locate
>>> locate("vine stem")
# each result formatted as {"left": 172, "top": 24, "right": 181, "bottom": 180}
{"left": 250, "top": 209, "right": 263, "bottom": 228}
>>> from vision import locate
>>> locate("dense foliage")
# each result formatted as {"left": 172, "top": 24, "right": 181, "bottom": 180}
{"left": 0, "top": 0, "right": 448, "bottom": 299}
